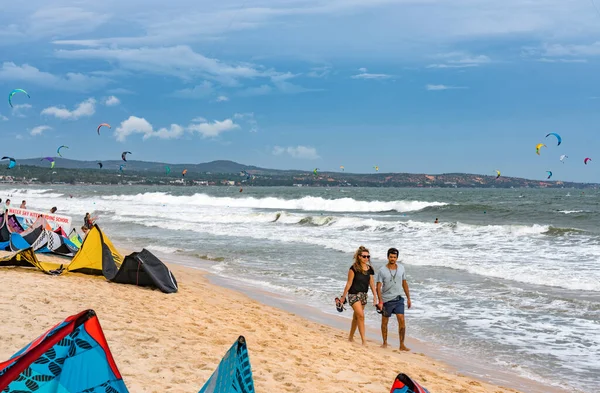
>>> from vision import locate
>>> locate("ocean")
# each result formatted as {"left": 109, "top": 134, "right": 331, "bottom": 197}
{"left": 2, "top": 185, "right": 599, "bottom": 392}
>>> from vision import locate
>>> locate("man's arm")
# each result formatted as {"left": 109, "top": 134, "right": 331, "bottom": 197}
{"left": 402, "top": 280, "right": 411, "bottom": 309}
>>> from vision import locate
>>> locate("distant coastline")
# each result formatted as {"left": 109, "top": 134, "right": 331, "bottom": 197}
{"left": 2, "top": 159, "right": 598, "bottom": 188}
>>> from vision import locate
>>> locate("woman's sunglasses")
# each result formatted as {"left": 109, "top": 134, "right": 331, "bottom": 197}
{"left": 360, "top": 255, "right": 370, "bottom": 259}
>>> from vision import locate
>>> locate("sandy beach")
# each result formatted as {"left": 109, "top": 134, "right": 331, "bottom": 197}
{"left": 0, "top": 252, "right": 527, "bottom": 393}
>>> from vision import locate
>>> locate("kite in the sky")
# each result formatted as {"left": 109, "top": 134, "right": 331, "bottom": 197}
{"left": 57, "top": 145, "right": 68, "bottom": 157}
{"left": 374, "top": 166, "right": 379, "bottom": 172}
{"left": 41, "top": 157, "right": 55, "bottom": 169}
{"left": 97, "top": 123, "right": 111, "bottom": 135}
{"left": 165, "top": 166, "right": 171, "bottom": 175}
{"left": 560, "top": 155, "right": 568, "bottom": 163}
{"left": 340, "top": 166, "right": 345, "bottom": 171}
{"left": 584, "top": 157, "right": 592, "bottom": 165}
{"left": 182, "top": 169, "right": 187, "bottom": 177}
{"left": 313, "top": 168, "right": 319, "bottom": 176}
{"left": 97, "top": 162, "right": 103, "bottom": 169}
{"left": 536, "top": 143, "right": 547, "bottom": 155}
{"left": 119, "top": 164, "right": 125, "bottom": 172}
{"left": 495, "top": 170, "right": 501, "bottom": 179}
{"left": 547, "top": 171, "right": 553, "bottom": 179}
{"left": 545, "top": 133, "right": 562, "bottom": 146}
{"left": 8, "top": 89, "right": 29, "bottom": 108}
{"left": 121, "top": 151, "right": 131, "bottom": 161}
{"left": 1, "top": 156, "right": 16, "bottom": 169}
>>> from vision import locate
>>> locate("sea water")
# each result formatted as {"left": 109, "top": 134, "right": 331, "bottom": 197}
{"left": 3, "top": 185, "right": 599, "bottom": 392}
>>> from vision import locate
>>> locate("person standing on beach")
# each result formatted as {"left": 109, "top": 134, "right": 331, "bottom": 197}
{"left": 83, "top": 212, "right": 97, "bottom": 229}
{"left": 376, "top": 247, "right": 411, "bottom": 351}
{"left": 340, "top": 246, "right": 377, "bottom": 345}
{"left": 20, "top": 200, "right": 26, "bottom": 209}
{"left": 4, "top": 199, "right": 10, "bottom": 212}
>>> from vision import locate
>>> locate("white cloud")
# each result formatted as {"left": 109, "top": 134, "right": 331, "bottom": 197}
{"left": 30, "top": 125, "right": 52, "bottom": 136}
{"left": 0, "top": 6, "right": 110, "bottom": 44}
{"left": 272, "top": 145, "right": 320, "bottom": 159}
{"left": 108, "top": 88, "right": 135, "bottom": 95}
{"left": 41, "top": 98, "right": 96, "bottom": 120}
{"left": 427, "top": 53, "right": 491, "bottom": 69}
{"left": 307, "top": 66, "right": 332, "bottom": 78}
{"left": 216, "top": 95, "right": 229, "bottom": 102}
{"left": 536, "top": 58, "right": 588, "bottom": 63}
{"left": 351, "top": 68, "right": 392, "bottom": 79}
{"left": 104, "top": 96, "right": 120, "bottom": 106}
{"left": 0, "top": 114, "right": 7, "bottom": 121}
{"left": 0, "top": 62, "right": 109, "bottom": 92}
{"left": 537, "top": 42, "right": 600, "bottom": 57}
{"left": 188, "top": 119, "right": 240, "bottom": 138}
{"left": 11, "top": 104, "right": 32, "bottom": 118}
{"left": 425, "top": 84, "right": 468, "bottom": 90}
{"left": 15, "top": 134, "right": 23, "bottom": 140}
{"left": 55, "top": 45, "right": 267, "bottom": 85}
{"left": 114, "top": 115, "right": 240, "bottom": 141}
{"left": 172, "top": 81, "right": 214, "bottom": 98}
{"left": 233, "top": 112, "right": 259, "bottom": 133}
{"left": 237, "top": 85, "right": 274, "bottom": 97}
{"left": 115, "top": 116, "right": 185, "bottom": 142}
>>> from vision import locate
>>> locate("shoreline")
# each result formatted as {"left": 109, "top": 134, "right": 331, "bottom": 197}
{"left": 202, "top": 267, "right": 568, "bottom": 393}
{"left": 135, "top": 250, "right": 566, "bottom": 393}
{"left": 0, "top": 251, "right": 535, "bottom": 393}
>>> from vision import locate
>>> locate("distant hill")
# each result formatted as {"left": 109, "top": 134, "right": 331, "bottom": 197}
{"left": 9, "top": 158, "right": 599, "bottom": 188}
{"left": 16, "top": 158, "right": 272, "bottom": 174}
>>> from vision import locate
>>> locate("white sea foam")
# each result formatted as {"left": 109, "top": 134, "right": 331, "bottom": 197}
{"left": 100, "top": 192, "right": 448, "bottom": 213}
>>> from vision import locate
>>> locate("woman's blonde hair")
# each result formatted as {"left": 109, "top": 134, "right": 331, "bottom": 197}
{"left": 352, "top": 245, "right": 371, "bottom": 274}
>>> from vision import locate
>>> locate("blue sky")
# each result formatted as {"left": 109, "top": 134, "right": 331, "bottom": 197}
{"left": 1, "top": 0, "right": 600, "bottom": 182}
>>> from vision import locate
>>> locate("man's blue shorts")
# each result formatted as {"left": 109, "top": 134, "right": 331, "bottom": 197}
{"left": 382, "top": 296, "right": 404, "bottom": 317}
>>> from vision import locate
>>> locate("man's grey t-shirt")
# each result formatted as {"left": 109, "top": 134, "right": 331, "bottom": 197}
{"left": 376, "top": 263, "right": 406, "bottom": 303}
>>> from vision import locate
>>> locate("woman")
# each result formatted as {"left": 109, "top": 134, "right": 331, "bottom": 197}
{"left": 340, "top": 246, "right": 377, "bottom": 345}
{"left": 83, "top": 213, "right": 96, "bottom": 230}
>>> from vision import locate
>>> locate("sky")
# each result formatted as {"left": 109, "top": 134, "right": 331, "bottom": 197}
{"left": 2, "top": 0, "right": 600, "bottom": 182}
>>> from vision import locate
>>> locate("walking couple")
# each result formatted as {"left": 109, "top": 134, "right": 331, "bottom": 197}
{"left": 339, "top": 246, "right": 411, "bottom": 350}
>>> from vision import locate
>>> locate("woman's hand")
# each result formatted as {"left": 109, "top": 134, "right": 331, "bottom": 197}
{"left": 372, "top": 297, "right": 378, "bottom": 306}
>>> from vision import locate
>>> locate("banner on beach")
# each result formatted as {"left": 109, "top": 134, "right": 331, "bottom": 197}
{"left": 8, "top": 207, "right": 72, "bottom": 232}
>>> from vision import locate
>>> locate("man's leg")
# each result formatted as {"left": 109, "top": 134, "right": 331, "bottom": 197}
{"left": 380, "top": 315, "right": 390, "bottom": 348}
{"left": 396, "top": 314, "right": 410, "bottom": 351}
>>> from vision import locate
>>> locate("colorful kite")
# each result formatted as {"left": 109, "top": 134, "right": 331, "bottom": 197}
{"left": 536, "top": 143, "right": 547, "bottom": 155}
{"left": 1, "top": 156, "right": 16, "bottom": 169}
{"left": 57, "top": 145, "right": 68, "bottom": 157}
{"left": 545, "top": 133, "right": 562, "bottom": 146}
{"left": 8, "top": 89, "right": 29, "bottom": 108}
{"left": 97, "top": 123, "right": 111, "bottom": 135}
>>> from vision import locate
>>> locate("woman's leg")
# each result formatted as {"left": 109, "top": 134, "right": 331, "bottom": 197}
{"left": 351, "top": 301, "right": 366, "bottom": 345}
{"left": 349, "top": 312, "right": 358, "bottom": 342}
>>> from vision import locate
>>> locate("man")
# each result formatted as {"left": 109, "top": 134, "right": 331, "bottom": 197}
{"left": 376, "top": 247, "right": 411, "bottom": 351}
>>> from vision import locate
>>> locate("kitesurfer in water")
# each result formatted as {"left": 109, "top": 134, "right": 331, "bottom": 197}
{"left": 434, "top": 218, "right": 439, "bottom": 224}
{"left": 340, "top": 246, "right": 377, "bottom": 345}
